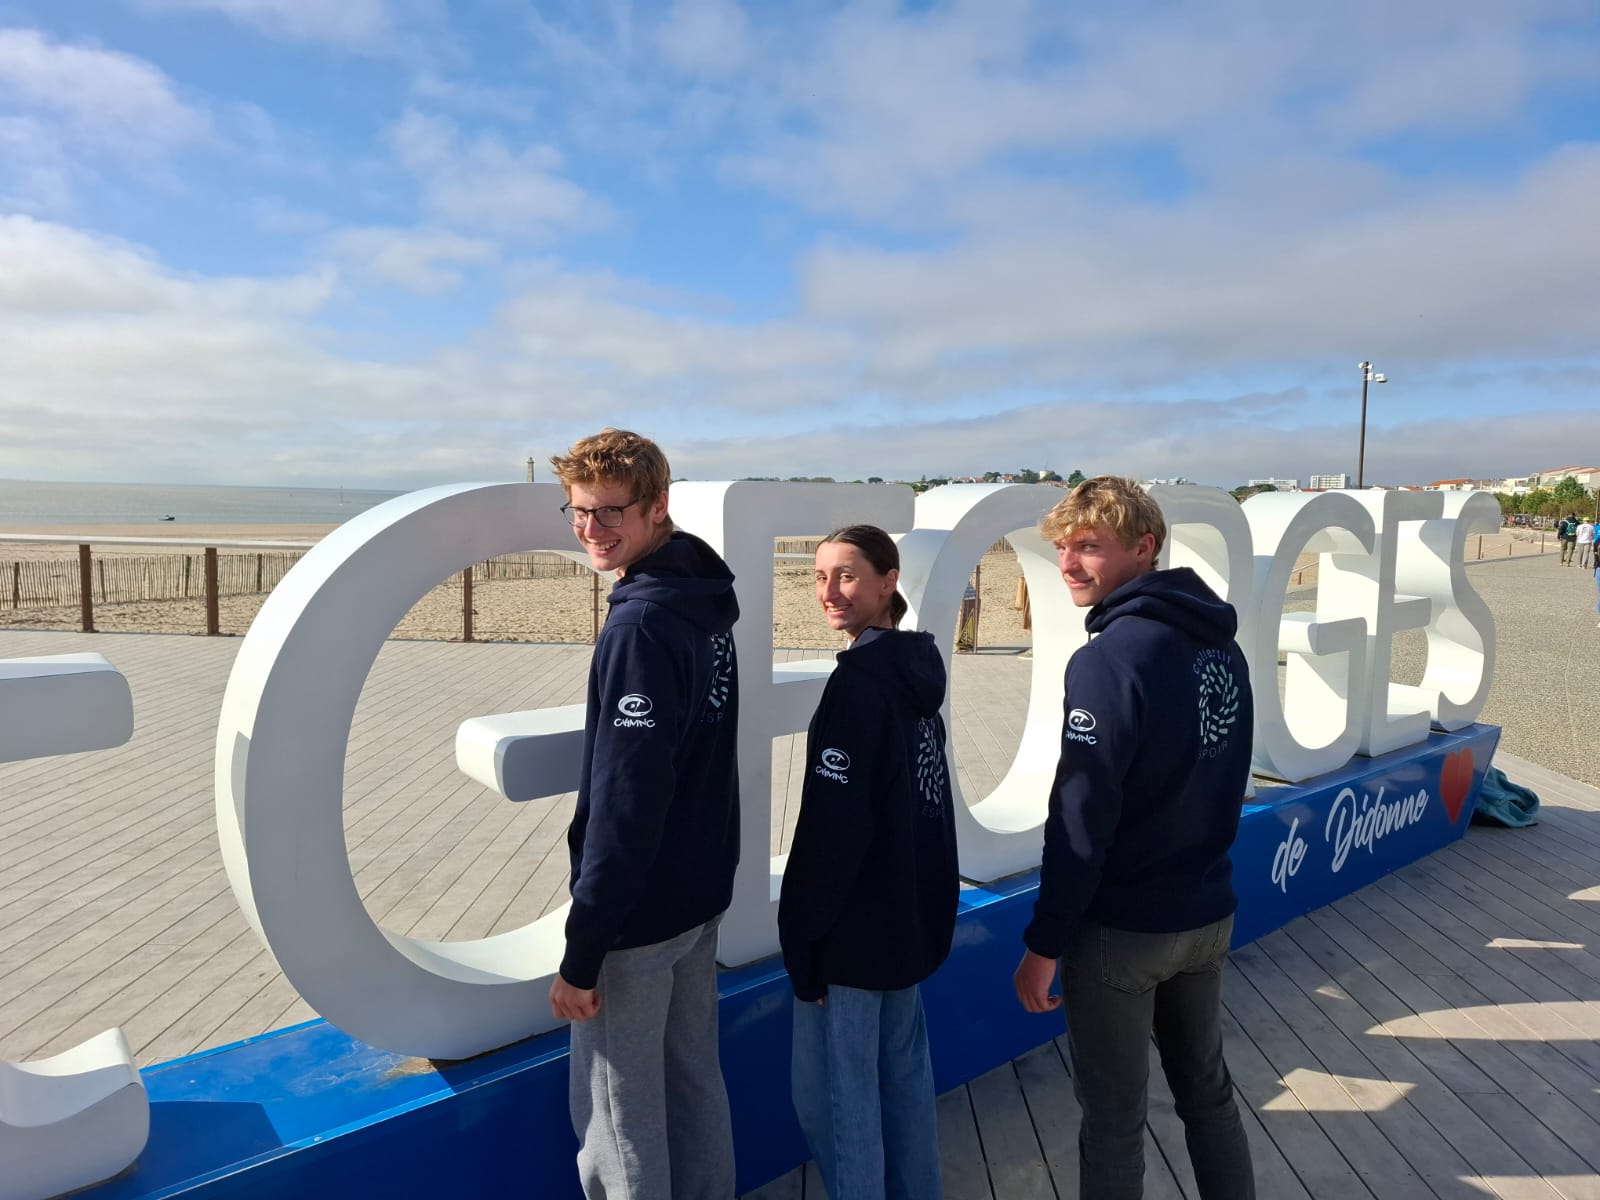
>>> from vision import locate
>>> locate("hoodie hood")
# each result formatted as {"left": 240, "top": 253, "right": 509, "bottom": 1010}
{"left": 608, "top": 531, "right": 739, "bottom": 635}
{"left": 1086, "top": 566, "right": 1237, "bottom": 646}
{"left": 838, "top": 626, "right": 946, "bottom": 716}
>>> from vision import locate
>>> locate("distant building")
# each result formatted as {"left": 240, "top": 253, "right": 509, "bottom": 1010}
{"left": 1420, "top": 478, "right": 1495, "bottom": 493}
{"left": 1528, "top": 465, "right": 1600, "bottom": 490}
{"left": 1308, "top": 473, "right": 1348, "bottom": 490}
{"left": 1247, "top": 478, "right": 1298, "bottom": 491}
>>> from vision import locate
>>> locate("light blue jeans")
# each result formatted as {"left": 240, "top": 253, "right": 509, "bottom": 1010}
{"left": 791, "top": 984, "right": 941, "bottom": 1200}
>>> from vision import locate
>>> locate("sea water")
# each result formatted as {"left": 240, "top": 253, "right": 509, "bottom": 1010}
{"left": 0, "top": 479, "right": 407, "bottom": 526}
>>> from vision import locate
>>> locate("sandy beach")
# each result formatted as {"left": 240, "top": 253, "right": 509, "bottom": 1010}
{"left": 0, "top": 520, "right": 1554, "bottom": 647}
{"left": 0, "top": 524, "right": 1036, "bottom": 649}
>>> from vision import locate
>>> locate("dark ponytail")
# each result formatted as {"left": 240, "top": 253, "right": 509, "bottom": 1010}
{"left": 819, "top": 524, "right": 907, "bottom": 627}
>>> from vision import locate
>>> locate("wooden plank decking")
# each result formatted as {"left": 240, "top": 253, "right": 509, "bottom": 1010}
{"left": 2, "top": 628, "right": 1598, "bottom": 1198}
{"left": 753, "top": 752, "right": 1600, "bottom": 1200}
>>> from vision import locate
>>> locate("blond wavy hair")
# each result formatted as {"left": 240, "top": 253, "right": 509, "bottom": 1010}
{"left": 549, "top": 428, "right": 672, "bottom": 508}
{"left": 1038, "top": 475, "right": 1166, "bottom": 555}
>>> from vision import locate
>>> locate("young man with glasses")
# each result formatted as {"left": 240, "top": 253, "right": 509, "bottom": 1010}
{"left": 548, "top": 428, "right": 741, "bottom": 1200}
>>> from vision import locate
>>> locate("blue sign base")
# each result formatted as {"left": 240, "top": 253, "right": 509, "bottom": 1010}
{"left": 83, "top": 725, "right": 1498, "bottom": 1199}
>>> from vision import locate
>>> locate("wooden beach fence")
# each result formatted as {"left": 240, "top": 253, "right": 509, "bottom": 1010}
{"left": 5, "top": 535, "right": 1029, "bottom": 648}
{"left": 1, "top": 536, "right": 314, "bottom": 636}
{"left": 1, "top": 537, "right": 597, "bottom": 642}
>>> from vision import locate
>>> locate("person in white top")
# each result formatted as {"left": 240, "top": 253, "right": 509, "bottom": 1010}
{"left": 1579, "top": 520, "right": 1596, "bottom": 569}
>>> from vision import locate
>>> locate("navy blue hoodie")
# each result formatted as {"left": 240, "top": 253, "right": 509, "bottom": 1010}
{"left": 1023, "top": 567, "right": 1253, "bottom": 960}
{"left": 561, "top": 531, "right": 740, "bottom": 990}
{"left": 778, "top": 627, "right": 959, "bottom": 1002}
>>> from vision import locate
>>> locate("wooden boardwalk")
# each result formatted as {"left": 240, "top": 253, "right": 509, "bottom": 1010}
{"left": 755, "top": 752, "right": 1600, "bottom": 1200}
{"left": 2, "top": 629, "right": 1599, "bottom": 1198}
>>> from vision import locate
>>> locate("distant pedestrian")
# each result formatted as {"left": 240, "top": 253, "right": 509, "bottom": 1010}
{"left": 1559, "top": 513, "right": 1578, "bottom": 565}
{"left": 1580, "top": 518, "right": 1596, "bottom": 569}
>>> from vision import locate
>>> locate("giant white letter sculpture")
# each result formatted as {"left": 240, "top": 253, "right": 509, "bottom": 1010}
{"left": 217, "top": 482, "right": 909, "bottom": 1059}
{"left": 1240, "top": 491, "right": 1376, "bottom": 781}
{"left": 217, "top": 481, "right": 1497, "bottom": 1060}
{"left": 1, "top": 655, "right": 148, "bottom": 1200}
{"left": 896, "top": 485, "right": 1085, "bottom": 881}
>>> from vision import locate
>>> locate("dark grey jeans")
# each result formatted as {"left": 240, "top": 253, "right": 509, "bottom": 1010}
{"left": 1060, "top": 915, "right": 1255, "bottom": 1199}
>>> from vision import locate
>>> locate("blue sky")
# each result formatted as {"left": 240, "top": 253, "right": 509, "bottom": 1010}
{"left": 1, "top": 0, "right": 1597, "bottom": 490}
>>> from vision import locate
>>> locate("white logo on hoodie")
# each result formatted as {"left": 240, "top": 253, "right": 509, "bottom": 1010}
{"left": 615, "top": 693, "right": 656, "bottom": 728}
{"left": 1065, "top": 707, "right": 1098, "bottom": 745}
{"left": 815, "top": 747, "right": 850, "bottom": 783}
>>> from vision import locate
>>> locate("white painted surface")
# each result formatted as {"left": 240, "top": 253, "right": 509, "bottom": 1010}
{"left": 0, "top": 654, "right": 132, "bottom": 764}
{"left": 897, "top": 484, "right": 1085, "bottom": 881}
{"left": 215, "top": 483, "right": 587, "bottom": 1061}
{"left": 1242, "top": 491, "right": 1376, "bottom": 782}
{"left": 0, "top": 659, "right": 147, "bottom": 1200}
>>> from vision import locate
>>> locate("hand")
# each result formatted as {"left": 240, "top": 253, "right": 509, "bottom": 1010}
{"left": 550, "top": 974, "right": 602, "bottom": 1022}
{"left": 1014, "top": 949, "right": 1063, "bottom": 1014}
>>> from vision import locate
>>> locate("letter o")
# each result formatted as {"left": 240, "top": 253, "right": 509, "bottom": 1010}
{"left": 897, "top": 484, "right": 1084, "bottom": 881}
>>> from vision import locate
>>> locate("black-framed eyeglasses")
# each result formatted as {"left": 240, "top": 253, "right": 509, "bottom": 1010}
{"left": 560, "top": 500, "right": 643, "bottom": 528}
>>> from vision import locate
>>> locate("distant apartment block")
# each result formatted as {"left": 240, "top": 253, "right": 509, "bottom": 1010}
{"left": 1421, "top": 478, "right": 1497, "bottom": 492}
{"left": 1528, "top": 465, "right": 1600, "bottom": 490}
{"left": 1308, "top": 473, "right": 1348, "bottom": 490}
{"left": 1248, "top": 478, "right": 1298, "bottom": 491}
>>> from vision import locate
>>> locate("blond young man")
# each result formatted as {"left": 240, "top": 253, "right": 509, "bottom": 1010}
{"left": 548, "top": 429, "right": 740, "bottom": 1200}
{"left": 1013, "top": 477, "right": 1255, "bottom": 1198}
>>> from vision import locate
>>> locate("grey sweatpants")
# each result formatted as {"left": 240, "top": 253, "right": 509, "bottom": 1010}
{"left": 568, "top": 917, "right": 735, "bottom": 1199}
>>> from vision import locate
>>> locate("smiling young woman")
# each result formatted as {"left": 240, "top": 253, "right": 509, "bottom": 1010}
{"left": 779, "top": 524, "right": 957, "bottom": 1199}
{"left": 812, "top": 531, "right": 906, "bottom": 641}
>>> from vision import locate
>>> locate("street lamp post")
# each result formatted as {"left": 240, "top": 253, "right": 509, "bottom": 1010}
{"left": 1356, "top": 360, "right": 1387, "bottom": 488}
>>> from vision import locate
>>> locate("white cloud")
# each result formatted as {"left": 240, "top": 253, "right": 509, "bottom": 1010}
{"left": 2, "top": 206, "right": 1592, "bottom": 490}
{"left": 657, "top": 0, "right": 751, "bottom": 79}
{"left": 5, "top": 3, "right": 1598, "bottom": 491}
{"left": 329, "top": 225, "right": 495, "bottom": 294}
{"left": 0, "top": 116, "right": 73, "bottom": 214}
{"left": 0, "top": 27, "right": 209, "bottom": 150}
{"left": 1317, "top": 35, "right": 1536, "bottom": 140}
{"left": 389, "top": 110, "right": 610, "bottom": 236}
{"left": 0, "top": 218, "right": 851, "bottom": 487}
{"left": 246, "top": 196, "right": 332, "bottom": 236}
{"left": 715, "top": 0, "right": 1600, "bottom": 220}
{"left": 410, "top": 72, "right": 538, "bottom": 122}
{"left": 0, "top": 27, "right": 209, "bottom": 151}
{"left": 797, "top": 143, "right": 1600, "bottom": 379}
{"left": 0, "top": 27, "right": 211, "bottom": 211}
{"left": 496, "top": 268, "right": 856, "bottom": 393}
{"left": 0, "top": 215, "right": 332, "bottom": 316}
{"left": 130, "top": 0, "right": 393, "bottom": 48}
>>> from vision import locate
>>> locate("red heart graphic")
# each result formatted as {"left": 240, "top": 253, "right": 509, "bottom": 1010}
{"left": 1439, "top": 747, "right": 1474, "bottom": 823}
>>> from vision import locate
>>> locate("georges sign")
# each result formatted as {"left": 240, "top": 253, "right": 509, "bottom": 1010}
{"left": 214, "top": 481, "right": 1499, "bottom": 1059}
